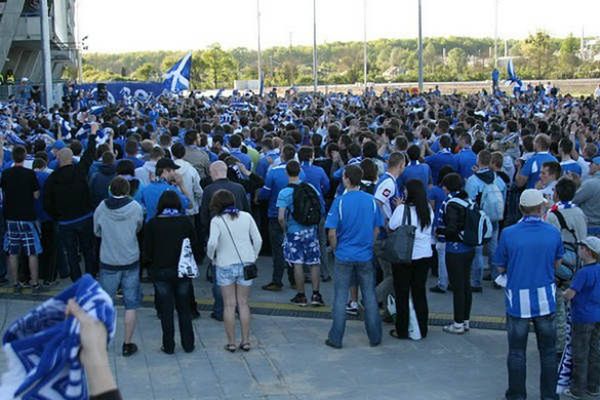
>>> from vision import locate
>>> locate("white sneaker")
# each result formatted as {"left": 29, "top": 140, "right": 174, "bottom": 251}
{"left": 464, "top": 320, "right": 470, "bottom": 331}
{"left": 562, "top": 389, "right": 583, "bottom": 399}
{"left": 443, "top": 323, "right": 465, "bottom": 335}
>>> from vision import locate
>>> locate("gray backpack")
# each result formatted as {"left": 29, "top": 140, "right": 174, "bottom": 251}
{"left": 382, "top": 206, "right": 416, "bottom": 264}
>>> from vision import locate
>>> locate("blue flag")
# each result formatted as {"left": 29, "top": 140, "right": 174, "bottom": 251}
{"left": 163, "top": 52, "right": 192, "bottom": 92}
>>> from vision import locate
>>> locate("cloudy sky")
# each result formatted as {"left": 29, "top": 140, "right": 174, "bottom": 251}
{"left": 78, "top": 0, "right": 600, "bottom": 53}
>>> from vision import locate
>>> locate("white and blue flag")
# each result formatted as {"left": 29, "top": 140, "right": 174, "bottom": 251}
{"left": 163, "top": 52, "right": 192, "bottom": 92}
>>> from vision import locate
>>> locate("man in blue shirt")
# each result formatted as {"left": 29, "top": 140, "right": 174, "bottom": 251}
{"left": 563, "top": 236, "right": 600, "bottom": 399}
{"left": 259, "top": 145, "right": 303, "bottom": 291}
{"left": 325, "top": 164, "right": 384, "bottom": 349}
{"left": 255, "top": 138, "right": 280, "bottom": 179}
{"left": 298, "top": 146, "right": 331, "bottom": 281}
{"left": 558, "top": 138, "right": 583, "bottom": 177}
{"left": 277, "top": 161, "right": 324, "bottom": 307}
{"left": 228, "top": 134, "right": 253, "bottom": 171}
{"left": 454, "top": 132, "right": 477, "bottom": 180}
{"left": 425, "top": 134, "right": 458, "bottom": 184}
{"left": 493, "top": 189, "right": 564, "bottom": 400}
{"left": 517, "top": 133, "right": 558, "bottom": 189}
{"left": 398, "top": 145, "right": 431, "bottom": 192}
{"left": 135, "top": 158, "right": 191, "bottom": 222}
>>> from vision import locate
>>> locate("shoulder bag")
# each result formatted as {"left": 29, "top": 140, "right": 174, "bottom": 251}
{"left": 382, "top": 205, "right": 416, "bottom": 264}
{"left": 219, "top": 216, "right": 258, "bottom": 280}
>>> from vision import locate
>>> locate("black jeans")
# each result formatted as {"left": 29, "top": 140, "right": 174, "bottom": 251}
{"left": 58, "top": 217, "right": 96, "bottom": 282}
{"left": 39, "top": 221, "right": 56, "bottom": 282}
{"left": 154, "top": 276, "right": 195, "bottom": 352}
{"left": 571, "top": 322, "right": 600, "bottom": 396}
{"left": 391, "top": 257, "right": 430, "bottom": 338}
{"left": 446, "top": 250, "right": 475, "bottom": 324}
{"left": 269, "top": 218, "right": 294, "bottom": 286}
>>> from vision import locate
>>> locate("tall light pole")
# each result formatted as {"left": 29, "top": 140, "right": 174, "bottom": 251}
{"left": 493, "top": 0, "right": 499, "bottom": 68}
{"left": 256, "top": 0, "right": 262, "bottom": 86}
{"left": 417, "top": 0, "right": 423, "bottom": 92}
{"left": 40, "top": 0, "right": 53, "bottom": 107}
{"left": 363, "top": 0, "right": 367, "bottom": 89}
{"left": 312, "top": 0, "right": 318, "bottom": 93}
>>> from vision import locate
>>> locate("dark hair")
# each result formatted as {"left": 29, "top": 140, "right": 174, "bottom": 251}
{"left": 477, "top": 150, "right": 491, "bottom": 167}
{"left": 102, "top": 151, "right": 115, "bottom": 165}
{"left": 184, "top": 130, "right": 198, "bottom": 146}
{"left": 156, "top": 190, "right": 182, "bottom": 215}
{"left": 388, "top": 152, "right": 405, "bottom": 169}
{"left": 70, "top": 140, "right": 83, "bottom": 156}
{"left": 298, "top": 146, "right": 314, "bottom": 162}
{"left": 437, "top": 165, "right": 455, "bottom": 185}
{"left": 32, "top": 157, "right": 47, "bottom": 170}
{"left": 229, "top": 134, "right": 242, "bottom": 148}
{"left": 555, "top": 177, "right": 576, "bottom": 202}
{"left": 362, "top": 141, "right": 378, "bottom": 158}
{"left": 360, "top": 158, "right": 378, "bottom": 182}
{"left": 12, "top": 145, "right": 27, "bottom": 163}
{"left": 407, "top": 144, "right": 420, "bottom": 161}
{"left": 559, "top": 138, "right": 574, "bottom": 155}
{"left": 171, "top": 142, "right": 186, "bottom": 159}
{"left": 109, "top": 176, "right": 130, "bottom": 197}
{"left": 441, "top": 172, "right": 463, "bottom": 192}
{"left": 405, "top": 179, "right": 431, "bottom": 230}
{"left": 281, "top": 144, "right": 295, "bottom": 162}
{"left": 125, "top": 140, "right": 138, "bottom": 156}
{"left": 285, "top": 160, "right": 301, "bottom": 177}
{"left": 344, "top": 164, "right": 363, "bottom": 187}
{"left": 542, "top": 161, "right": 561, "bottom": 179}
{"left": 116, "top": 159, "right": 135, "bottom": 176}
{"left": 439, "top": 134, "right": 452, "bottom": 149}
{"left": 209, "top": 189, "right": 236, "bottom": 217}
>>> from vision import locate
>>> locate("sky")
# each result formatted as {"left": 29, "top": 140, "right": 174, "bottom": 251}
{"left": 77, "top": 0, "right": 600, "bottom": 53}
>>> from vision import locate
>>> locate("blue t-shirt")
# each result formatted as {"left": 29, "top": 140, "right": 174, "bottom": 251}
{"left": 325, "top": 190, "right": 384, "bottom": 263}
{"left": 300, "top": 162, "right": 330, "bottom": 196}
{"left": 425, "top": 149, "right": 458, "bottom": 184}
{"left": 570, "top": 263, "right": 600, "bottom": 324}
{"left": 560, "top": 160, "right": 583, "bottom": 177}
{"left": 134, "top": 180, "right": 190, "bottom": 222}
{"left": 493, "top": 216, "right": 564, "bottom": 318}
{"left": 519, "top": 152, "right": 558, "bottom": 189}
{"left": 454, "top": 148, "right": 477, "bottom": 180}
{"left": 398, "top": 161, "right": 431, "bottom": 192}
{"left": 230, "top": 149, "right": 253, "bottom": 171}
{"left": 35, "top": 171, "right": 51, "bottom": 222}
{"left": 428, "top": 185, "right": 446, "bottom": 228}
{"left": 258, "top": 163, "right": 305, "bottom": 218}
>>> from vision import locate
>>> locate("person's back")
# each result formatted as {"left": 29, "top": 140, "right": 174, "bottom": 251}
{"left": 207, "top": 211, "right": 261, "bottom": 267}
{"left": 90, "top": 158, "right": 116, "bottom": 209}
{"left": 1, "top": 165, "right": 39, "bottom": 222}
{"left": 573, "top": 163, "right": 600, "bottom": 229}
{"left": 143, "top": 214, "right": 198, "bottom": 274}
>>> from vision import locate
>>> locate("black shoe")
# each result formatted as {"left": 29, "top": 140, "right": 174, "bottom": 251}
{"left": 122, "top": 343, "right": 138, "bottom": 357}
{"left": 183, "top": 346, "right": 195, "bottom": 353}
{"left": 311, "top": 292, "right": 325, "bottom": 307}
{"left": 482, "top": 274, "right": 492, "bottom": 281}
{"left": 471, "top": 286, "right": 483, "bottom": 293}
{"left": 325, "top": 339, "right": 342, "bottom": 349}
{"left": 13, "top": 282, "right": 24, "bottom": 294}
{"left": 290, "top": 293, "right": 308, "bottom": 306}
{"left": 321, "top": 276, "right": 332, "bottom": 283}
{"left": 191, "top": 310, "right": 201, "bottom": 320}
{"left": 31, "top": 284, "right": 47, "bottom": 294}
{"left": 493, "top": 282, "right": 502, "bottom": 290}
{"left": 160, "top": 346, "right": 174, "bottom": 355}
{"left": 447, "top": 285, "right": 454, "bottom": 292}
{"left": 0, "top": 277, "right": 8, "bottom": 286}
{"left": 210, "top": 312, "right": 223, "bottom": 322}
{"left": 262, "top": 282, "right": 283, "bottom": 291}
{"left": 429, "top": 285, "right": 446, "bottom": 294}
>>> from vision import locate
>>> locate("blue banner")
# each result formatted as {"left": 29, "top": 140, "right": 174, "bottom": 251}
{"left": 74, "top": 82, "right": 165, "bottom": 104}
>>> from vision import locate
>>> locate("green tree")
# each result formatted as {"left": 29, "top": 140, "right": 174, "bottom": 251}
{"left": 446, "top": 48, "right": 467, "bottom": 77}
{"left": 200, "top": 44, "right": 237, "bottom": 88}
{"left": 131, "top": 62, "right": 158, "bottom": 81}
{"left": 521, "top": 31, "right": 556, "bottom": 79}
{"left": 557, "top": 34, "right": 580, "bottom": 78}
{"left": 423, "top": 42, "right": 440, "bottom": 74}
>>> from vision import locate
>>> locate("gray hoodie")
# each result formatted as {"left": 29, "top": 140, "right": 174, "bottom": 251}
{"left": 135, "top": 160, "right": 157, "bottom": 186}
{"left": 93, "top": 197, "right": 144, "bottom": 268}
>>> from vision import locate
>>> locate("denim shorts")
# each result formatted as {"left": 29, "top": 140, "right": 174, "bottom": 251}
{"left": 99, "top": 264, "right": 142, "bottom": 310}
{"left": 216, "top": 263, "right": 253, "bottom": 287}
{"left": 283, "top": 228, "right": 321, "bottom": 266}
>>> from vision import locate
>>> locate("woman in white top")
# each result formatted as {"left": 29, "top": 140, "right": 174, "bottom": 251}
{"left": 388, "top": 179, "right": 434, "bottom": 340}
{"left": 207, "top": 189, "right": 262, "bottom": 352}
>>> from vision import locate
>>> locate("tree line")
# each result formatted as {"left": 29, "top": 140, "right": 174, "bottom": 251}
{"left": 74, "top": 32, "right": 600, "bottom": 89}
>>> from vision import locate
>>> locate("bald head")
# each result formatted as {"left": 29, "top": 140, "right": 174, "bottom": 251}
{"left": 210, "top": 160, "right": 227, "bottom": 181}
{"left": 57, "top": 148, "right": 74, "bottom": 167}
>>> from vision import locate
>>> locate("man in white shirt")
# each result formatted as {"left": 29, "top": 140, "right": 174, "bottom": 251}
{"left": 171, "top": 143, "right": 203, "bottom": 218}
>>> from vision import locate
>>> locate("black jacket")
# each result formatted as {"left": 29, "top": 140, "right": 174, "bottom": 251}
{"left": 199, "top": 178, "right": 250, "bottom": 241}
{"left": 90, "top": 163, "right": 116, "bottom": 209}
{"left": 43, "top": 135, "right": 96, "bottom": 222}
{"left": 438, "top": 190, "right": 469, "bottom": 243}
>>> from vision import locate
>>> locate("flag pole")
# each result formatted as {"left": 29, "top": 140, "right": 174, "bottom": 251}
{"left": 257, "top": 0, "right": 263, "bottom": 89}
{"left": 417, "top": 0, "right": 423, "bottom": 93}
{"left": 494, "top": 0, "right": 499, "bottom": 69}
{"left": 363, "top": 0, "right": 367, "bottom": 89}
{"left": 312, "top": 0, "right": 318, "bottom": 93}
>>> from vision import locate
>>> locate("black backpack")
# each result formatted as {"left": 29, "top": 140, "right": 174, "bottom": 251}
{"left": 290, "top": 182, "right": 321, "bottom": 226}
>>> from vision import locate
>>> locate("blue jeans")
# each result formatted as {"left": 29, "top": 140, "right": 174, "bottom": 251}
{"left": 506, "top": 313, "right": 558, "bottom": 400}
{"left": 471, "top": 221, "right": 499, "bottom": 287}
{"left": 211, "top": 262, "right": 223, "bottom": 319}
{"left": 0, "top": 211, "right": 6, "bottom": 279}
{"left": 436, "top": 242, "right": 448, "bottom": 290}
{"left": 99, "top": 265, "right": 142, "bottom": 310}
{"left": 328, "top": 258, "right": 382, "bottom": 348}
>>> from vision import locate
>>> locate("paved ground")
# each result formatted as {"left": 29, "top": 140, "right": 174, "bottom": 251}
{"left": 0, "top": 299, "right": 547, "bottom": 400}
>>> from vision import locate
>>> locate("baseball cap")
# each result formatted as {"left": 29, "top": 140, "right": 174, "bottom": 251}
{"left": 155, "top": 158, "right": 180, "bottom": 171}
{"left": 579, "top": 236, "right": 600, "bottom": 254}
{"left": 52, "top": 140, "right": 66, "bottom": 150}
{"left": 519, "top": 189, "right": 547, "bottom": 207}
{"left": 591, "top": 156, "right": 600, "bottom": 166}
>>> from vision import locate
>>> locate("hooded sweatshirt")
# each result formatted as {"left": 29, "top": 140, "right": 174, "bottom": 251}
{"left": 90, "top": 163, "right": 116, "bottom": 209}
{"left": 135, "top": 160, "right": 157, "bottom": 186}
{"left": 174, "top": 158, "right": 203, "bottom": 215}
{"left": 93, "top": 196, "right": 144, "bottom": 268}
{"left": 465, "top": 168, "right": 507, "bottom": 204}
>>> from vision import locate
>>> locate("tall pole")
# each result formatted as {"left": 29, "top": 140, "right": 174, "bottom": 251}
{"left": 417, "top": 0, "right": 423, "bottom": 92}
{"left": 256, "top": 0, "right": 262, "bottom": 86}
{"left": 40, "top": 0, "right": 53, "bottom": 107}
{"left": 312, "top": 0, "right": 318, "bottom": 93}
{"left": 363, "top": 0, "right": 367, "bottom": 88}
{"left": 493, "top": 0, "right": 498, "bottom": 68}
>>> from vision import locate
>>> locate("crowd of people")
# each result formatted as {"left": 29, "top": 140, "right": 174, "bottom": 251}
{"left": 1, "top": 81, "right": 600, "bottom": 399}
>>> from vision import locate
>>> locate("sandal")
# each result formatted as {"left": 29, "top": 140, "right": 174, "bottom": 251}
{"left": 389, "top": 329, "right": 409, "bottom": 340}
{"left": 224, "top": 344, "right": 237, "bottom": 353}
{"left": 239, "top": 342, "right": 251, "bottom": 352}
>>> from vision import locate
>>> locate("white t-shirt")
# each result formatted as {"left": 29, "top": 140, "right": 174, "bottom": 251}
{"left": 388, "top": 204, "right": 434, "bottom": 260}
{"left": 374, "top": 173, "right": 397, "bottom": 219}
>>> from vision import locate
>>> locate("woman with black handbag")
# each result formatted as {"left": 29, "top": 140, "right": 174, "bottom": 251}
{"left": 388, "top": 179, "right": 434, "bottom": 339}
{"left": 143, "top": 191, "right": 202, "bottom": 354}
{"left": 206, "top": 190, "right": 262, "bottom": 353}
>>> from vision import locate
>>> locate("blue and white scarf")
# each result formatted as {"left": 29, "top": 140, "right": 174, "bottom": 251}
{"left": 0, "top": 275, "right": 115, "bottom": 400}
